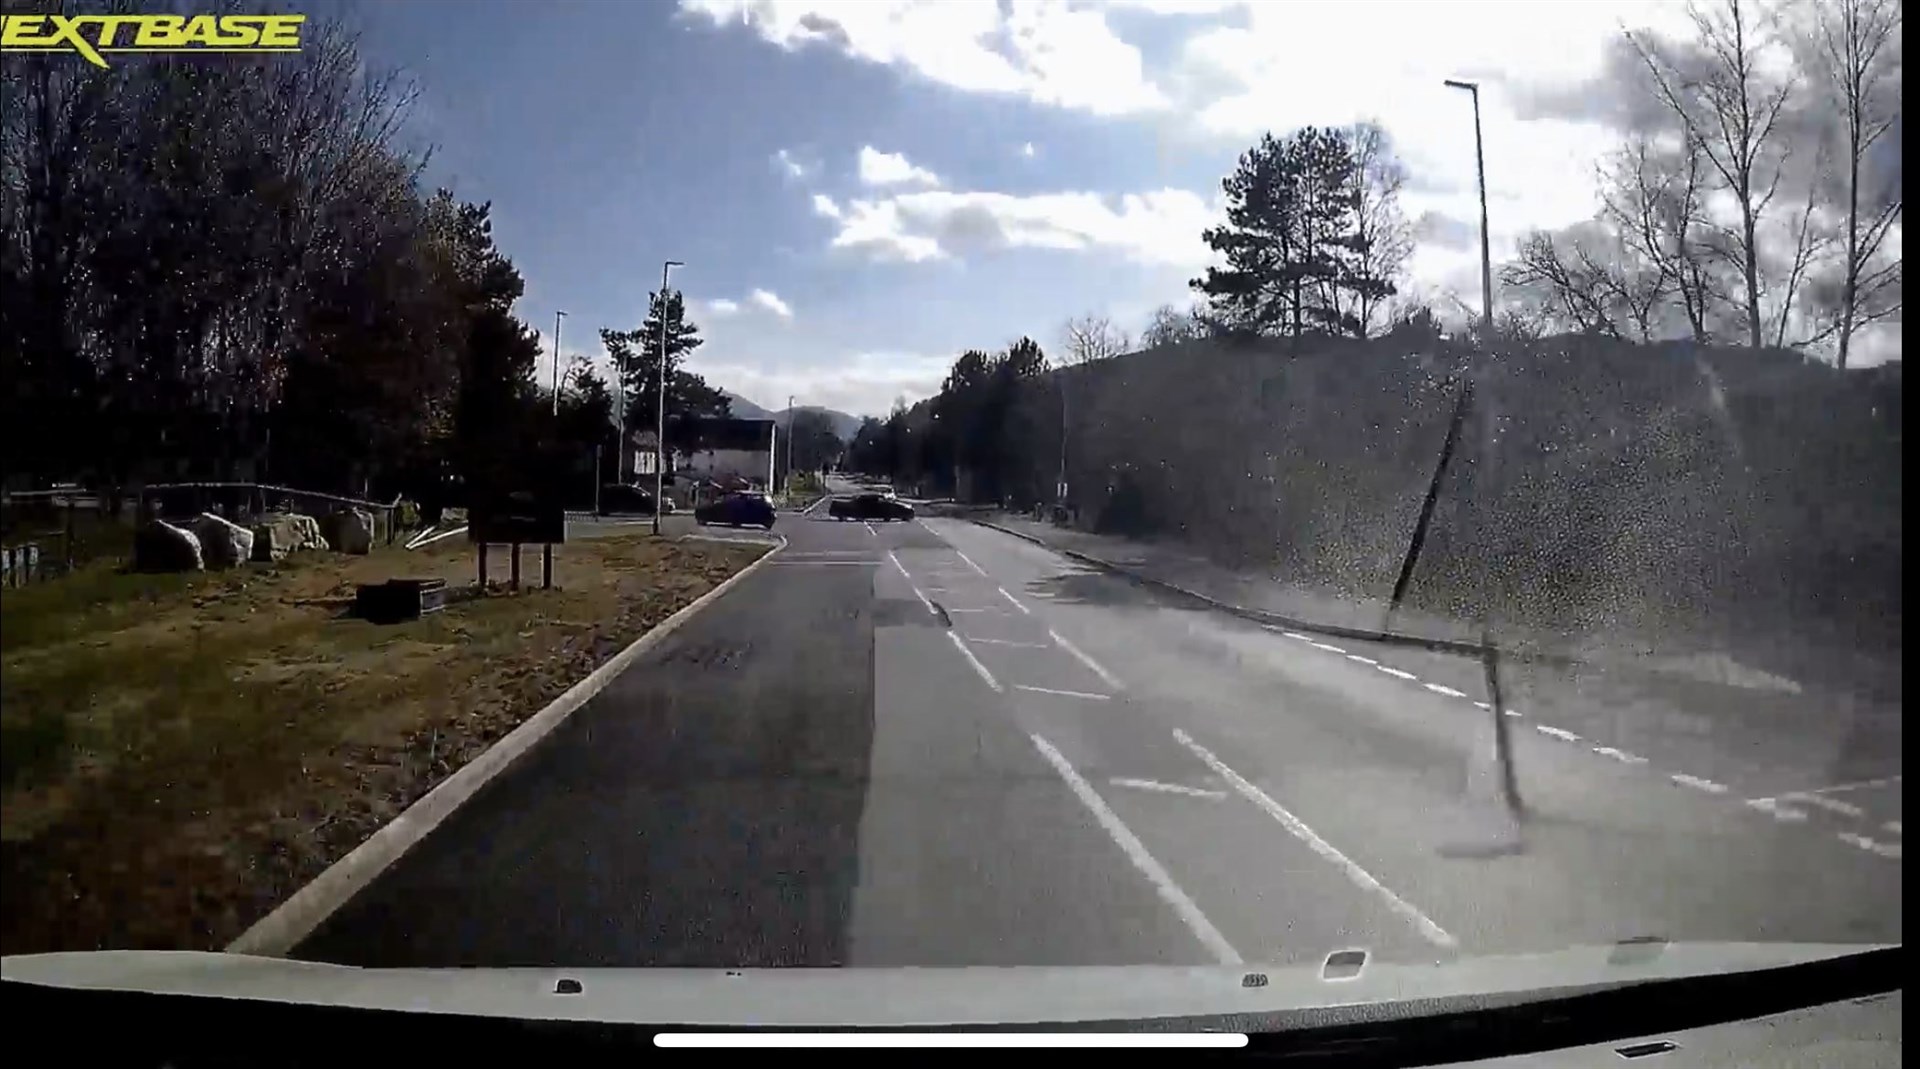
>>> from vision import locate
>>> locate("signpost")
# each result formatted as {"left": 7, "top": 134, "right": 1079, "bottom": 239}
{"left": 470, "top": 488, "right": 567, "bottom": 590}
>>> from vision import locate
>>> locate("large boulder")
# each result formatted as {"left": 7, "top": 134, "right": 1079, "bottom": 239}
{"left": 322, "top": 507, "right": 374, "bottom": 555}
{"left": 251, "top": 512, "right": 328, "bottom": 562}
{"left": 191, "top": 512, "right": 254, "bottom": 569}
{"left": 132, "top": 519, "right": 204, "bottom": 573}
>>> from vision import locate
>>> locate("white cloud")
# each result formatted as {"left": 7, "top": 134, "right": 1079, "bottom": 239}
{"left": 820, "top": 185, "right": 1219, "bottom": 269}
{"left": 1020, "top": 141, "right": 1037, "bottom": 158}
{"left": 811, "top": 193, "right": 843, "bottom": 220}
{"left": 749, "top": 288, "right": 794, "bottom": 319}
{"left": 690, "top": 351, "right": 953, "bottom": 418}
{"left": 680, "top": 0, "right": 1168, "bottom": 116}
{"left": 706, "top": 297, "right": 742, "bottom": 316}
{"left": 773, "top": 147, "right": 816, "bottom": 180}
{"left": 858, "top": 145, "right": 941, "bottom": 187}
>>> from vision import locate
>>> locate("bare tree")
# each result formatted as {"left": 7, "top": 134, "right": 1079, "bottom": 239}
{"left": 1140, "top": 303, "right": 1209, "bottom": 349}
{"left": 1629, "top": 0, "right": 1795, "bottom": 348}
{"left": 1345, "top": 121, "right": 1414, "bottom": 338}
{"left": 1499, "top": 230, "right": 1622, "bottom": 336}
{"left": 1061, "top": 314, "right": 1131, "bottom": 367}
{"left": 1599, "top": 132, "right": 1726, "bottom": 341}
{"left": 1799, "top": 0, "right": 1902, "bottom": 367}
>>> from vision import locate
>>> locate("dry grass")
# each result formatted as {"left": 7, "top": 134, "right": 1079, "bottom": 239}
{"left": 0, "top": 533, "right": 767, "bottom": 954}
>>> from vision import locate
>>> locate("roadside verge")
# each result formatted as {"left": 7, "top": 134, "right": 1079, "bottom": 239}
{"left": 225, "top": 533, "right": 786, "bottom": 955}
{"left": 969, "top": 518, "right": 1559, "bottom": 666}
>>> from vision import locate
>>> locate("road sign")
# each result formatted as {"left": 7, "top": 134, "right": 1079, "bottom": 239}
{"left": 470, "top": 489, "right": 566, "bottom": 545}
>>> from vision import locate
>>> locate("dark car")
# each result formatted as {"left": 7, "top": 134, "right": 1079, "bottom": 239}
{"left": 828, "top": 492, "right": 914, "bottom": 522}
{"left": 695, "top": 491, "right": 776, "bottom": 529}
{"left": 596, "top": 483, "right": 662, "bottom": 516}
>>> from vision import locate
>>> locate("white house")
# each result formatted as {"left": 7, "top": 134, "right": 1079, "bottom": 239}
{"left": 639, "top": 417, "right": 776, "bottom": 498}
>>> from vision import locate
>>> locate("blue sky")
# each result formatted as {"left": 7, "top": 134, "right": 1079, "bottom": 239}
{"left": 328, "top": 0, "right": 1711, "bottom": 416}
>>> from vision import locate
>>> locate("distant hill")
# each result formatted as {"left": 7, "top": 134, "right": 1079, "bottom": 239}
{"left": 722, "top": 391, "right": 774, "bottom": 420}
{"left": 723, "top": 391, "right": 860, "bottom": 440}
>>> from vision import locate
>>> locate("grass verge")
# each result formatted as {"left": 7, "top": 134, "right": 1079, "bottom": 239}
{"left": 0, "top": 533, "right": 767, "bottom": 954}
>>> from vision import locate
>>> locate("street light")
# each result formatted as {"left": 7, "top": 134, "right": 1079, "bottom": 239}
{"left": 551, "top": 310, "right": 568, "bottom": 415}
{"left": 1444, "top": 79, "right": 1493, "bottom": 337}
{"left": 786, "top": 394, "right": 796, "bottom": 490}
{"left": 653, "top": 260, "right": 684, "bottom": 536}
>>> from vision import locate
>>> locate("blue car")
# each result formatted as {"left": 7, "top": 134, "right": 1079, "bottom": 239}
{"left": 694, "top": 491, "right": 776, "bottom": 529}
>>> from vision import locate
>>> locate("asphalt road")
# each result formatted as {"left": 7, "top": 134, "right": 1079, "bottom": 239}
{"left": 295, "top": 479, "right": 1900, "bottom": 970}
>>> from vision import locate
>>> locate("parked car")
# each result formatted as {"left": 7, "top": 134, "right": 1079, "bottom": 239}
{"left": 695, "top": 491, "right": 776, "bottom": 529}
{"left": 828, "top": 492, "right": 915, "bottom": 522}
{"left": 596, "top": 484, "right": 661, "bottom": 516}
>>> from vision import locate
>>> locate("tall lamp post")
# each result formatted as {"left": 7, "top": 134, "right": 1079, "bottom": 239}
{"left": 786, "top": 394, "right": 796, "bottom": 490}
{"left": 1444, "top": 77, "right": 1519, "bottom": 822}
{"left": 653, "top": 260, "right": 683, "bottom": 536}
{"left": 1444, "top": 78, "right": 1493, "bottom": 337}
{"left": 550, "top": 310, "right": 568, "bottom": 415}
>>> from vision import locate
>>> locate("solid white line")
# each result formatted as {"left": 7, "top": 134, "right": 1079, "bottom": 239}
{"left": 1797, "top": 775, "right": 1901, "bottom": 797}
{"left": 1534, "top": 725, "right": 1581, "bottom": 742}
{"left": 1109, "top": 778, "right": 1228, "bottom": 801}
{"left": 1014, "top": 684, "right": 1112, "bottom": 701}
{"left": 1029, "top": 734, "right": 1243, "bottom": 965}
{"left": 1281, "top": 631, "right": 1313, "bottom": 641}
{"left": 955, "top": 549, "right": 989, "bottom": 577}
{"left": 769, "top": 560, "right": 877, "bottom": 566}
{"left": 1591, "top": 746, "right": 1649, "bottom": 766}
{"left": 1375, "top": 666, "right": 1418, "bottom": 680}
{"left": 1745, "top": 797, "right": 1809, "bottom": 822}
{"left": 998, "top": 586, "right": 1032, "bottom": 614}
{"left": 945, "top": 607, "right": 999, "bottom": 613}
{"left": 1784, "top": 793, "right": 1866, "bottom": 818}
{"left": 924, "top": 586, "right": 950, "bottom": 593}
{"left": 1346, "top": 654, "right": 1378, "bottom": 666}
{"left": 946, "top": 632, "right": 1001, "bottom": 692}
{"left": 963, "top": 635, "right": 1053, "bottom": 648}
{"left": 1171, "top": 729, "right": 1457, "bottom": 949}
{"left": 1049, "top": 628, "right": 1125, "bottom": 690}
{"left": 1423, "top": 683, "right": 1468, "bottom": 698}
{"left": 1670, "top": 773, "right": 1729, "bottom": 794}
{"left": 863, "top": 521, "right": 877, "bottom": 536}
{"left": 1837, "top": 832, "right": 1902, "bottom": 859}
{"left": 1309, "top": 642, "right": 1346, "bottom": 654}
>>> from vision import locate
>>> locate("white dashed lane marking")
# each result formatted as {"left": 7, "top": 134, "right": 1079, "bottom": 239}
{"left": 1837, "top": 833, "right": 1902, "bottom": 860}
{"left": 1309, "top": 642, "right": 1346, "bottom": 654}
{"left": 1030, "top": 734, "right": 1243, "bottom": 966}
{"left": 1745, "top": 797, "right": 1810, "bottom": 823}
{"left": 1423, "top": 683, "right": 1468, "bottom": 698}
{"left": 1014, "top": 684, "right": 1112, "bottom": 701}
{"left": 1534, "top": 725, "right": 1581, "bottom": 742}
{"left": 1591, "top": 746, "right": 1648, "bottom": 765}
{"left": 1375, "top": 666, "right": 1418, "bottom": 681}
{"left": 945, "top": 632, "right": 1001, "bottom": 693}
{"left": 1049, "top": 628, "right": 1125, "bottom": 691}
{"left": 1109, "top": 778, "right": 1228, "bottom": 801}
{"left": 1173, "top": 728, "right": 1457, "bottom": 949}
{"left": 1786, "top": 793, "right": 1866, "bottom": 819}
{"left": 997, "top": 586, "right": 1031, "bottom": 614}
{"left": 1670, "top": 773, "right": 1729, "bottom": 795}
{"left": 1346, "top": 654, "right": 1378, "bottom": 666}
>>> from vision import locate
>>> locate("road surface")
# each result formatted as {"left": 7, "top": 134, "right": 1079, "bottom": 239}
{"left": 295, "top": 480, "right": 1900, "bottom": 969}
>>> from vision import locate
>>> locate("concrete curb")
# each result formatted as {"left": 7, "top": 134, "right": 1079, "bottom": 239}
{"left": 969, "top": 519, "right": 1580, "bottom": 667}
{"left": 224, "top": 533, "right": 788, "bottom": 957}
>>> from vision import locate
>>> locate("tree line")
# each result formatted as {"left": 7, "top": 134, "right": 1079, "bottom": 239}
{"left": 0, "top": 4, "right": 736, "bottom": 507}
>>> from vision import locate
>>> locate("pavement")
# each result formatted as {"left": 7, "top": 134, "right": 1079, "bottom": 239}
{"left": 293, "top": 475, "right": 1900, "bottom": 970}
